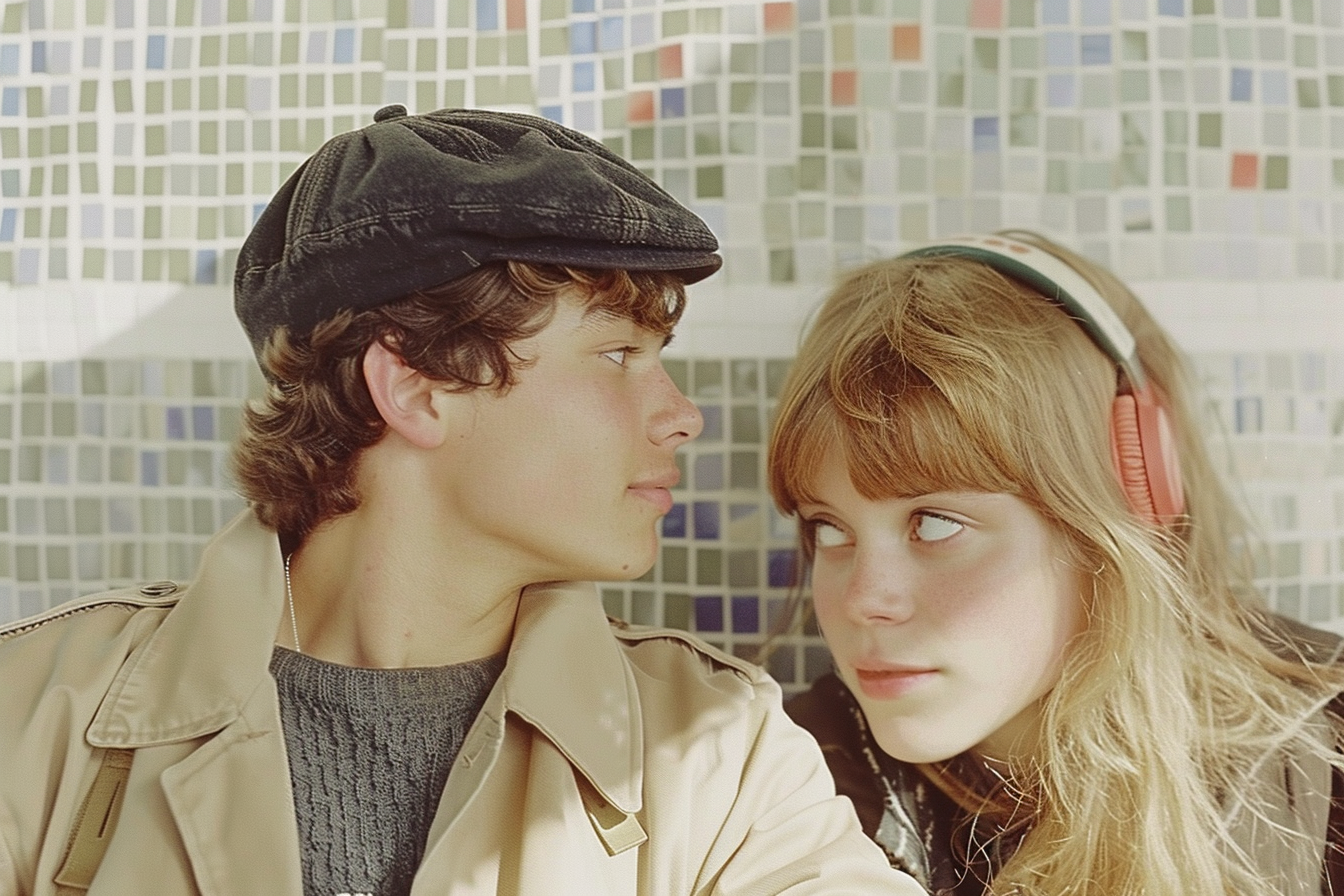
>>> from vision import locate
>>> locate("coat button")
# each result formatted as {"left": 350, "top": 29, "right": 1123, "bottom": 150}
{"left": 373, "top": 104, "right": 407, "bottom": 123}
{"left": 139, "top": 580, "right": 178, "bottom": 597}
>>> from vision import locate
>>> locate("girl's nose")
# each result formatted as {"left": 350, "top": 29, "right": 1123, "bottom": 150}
{"left": 842, "top": 550, "right": 917, "bottom": 626}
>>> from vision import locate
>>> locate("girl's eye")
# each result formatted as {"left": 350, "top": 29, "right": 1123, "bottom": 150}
{"left": 912, "top": 512, "right": 963, "bottom": 542}
{"left": 810, "top": 520, "right": 851, "bottom": 549}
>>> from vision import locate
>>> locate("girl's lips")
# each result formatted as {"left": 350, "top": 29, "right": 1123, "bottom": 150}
{"left": 852, "top": 666, "right": 938, "bottom": 700}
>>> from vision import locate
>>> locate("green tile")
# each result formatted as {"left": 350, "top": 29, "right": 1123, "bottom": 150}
{"left": 1007, "top": 0, "right": 1034, "bottom": 26}
{"left": 695, "top": 165, "right": 724, "bottom": 199}
{"left": 1264, "top": 154, "right": 1289, "bottom": 189}
{"left": 728, "top": 122, "right": 756, "bottom": 154}
{"left": 661, "top": 545, "right": 688, "bottom": 583}
{"left": 1166, "top": 194, "right": 1192, "bottom": 231}
{"left": 1298, "top": 78, "right": 1321, "bottom": 108}
{"left": 1197, "top": 113, "right": 1222, "bottom": 147}
{"left": 695, "top": 548, "right": 723, "bottom": 586}
{"left": 1191, "top": 23, "right": 1220, "bottom": 57}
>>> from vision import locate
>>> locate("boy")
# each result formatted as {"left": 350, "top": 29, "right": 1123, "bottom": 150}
{"left": 0, "top": 108, "right": 922, "bottom": 895}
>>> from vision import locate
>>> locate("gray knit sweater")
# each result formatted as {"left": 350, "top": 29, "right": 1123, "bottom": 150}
{"left": 270, "top": 646, "right": 506, "bottom": 896}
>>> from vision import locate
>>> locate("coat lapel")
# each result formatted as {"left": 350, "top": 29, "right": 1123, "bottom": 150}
{"left": 158, "top": 682, "right": 303, "bottom": 896}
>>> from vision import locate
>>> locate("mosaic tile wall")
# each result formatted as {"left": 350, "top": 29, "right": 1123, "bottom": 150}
{"left": 1, "top": 0, "right": 1342, "bottom": 691}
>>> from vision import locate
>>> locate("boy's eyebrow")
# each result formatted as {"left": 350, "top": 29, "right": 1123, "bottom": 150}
{"left": 578, "top": 305, "right": 677, "bottom": 347}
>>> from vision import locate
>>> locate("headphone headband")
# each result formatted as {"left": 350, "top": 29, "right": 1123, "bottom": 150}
{"left": 900, "top": 234, "right": 1145, "bottom": 390}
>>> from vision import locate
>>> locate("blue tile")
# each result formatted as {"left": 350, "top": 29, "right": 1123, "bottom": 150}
{"left": 660, "top": 87, "right": 686, "bottom": 118}
{"left": 693, "top": 501, "right": 720, "bottom": 539}
{"left": 146, "top": 35, "right": 165, "bottom": 69}
{"left": 2, "top": 87, "right": 20, "bottom": 116}
{"left": 972, "top": 116, "right": 999, "bottom": 152}
{"left": 1080, "top": 33, "right": 1111, "bottom": 65}
{"left": 570, "top": 22, "right": 596, "bottom": 53}
{"left": 333, "top": 28, "right": 355, "bottom": 64}
{"left": 573, "top": 60, "right": 596, "bottom": 92}
{"left": 166, "top": 407, "right": 186, "bottom": 439}
{"left": 192, "top": 406, "right": 214, "bottom": 440}
{"left": 0, "top": 209, "right": 15, "bottom": 241}
{"left": 573, "top": 0, "right": 595, "bottom": 11}
{"left": 1042, "top": 0, "right": 1070, "bottom": 24}
{"left": 699, "top": 404, "right": 723, "bottom": 441}
{"left": 694, "top": 595, "right": 724, "bottom": 632}
{"left": 32, "top": 41, "right": 46, "bottom": 72}
{"left": 662, "top": 502, "right": 687, "bottom": 537}
{"left": 540, "top": 105, "right": 564, "bottom": 123}
{"left": 1230, "top": 67, "right": 1253, "bottom": 101}
{"left": 141, "top": 451, "right": 162, "bottom": 486}
{"left": 1157, "top": 0, "right": 1184, "bottom": 14}
{"left": 768, "top": 549, "right": 799, "bottom": 588}
{"left": 195, "top": 250, "right": 217, "bottom": 284}
{"left": 599, "top": 16, "right": 623, "bottom": 51}
{"left": 1080, "top": 0, "right": 1111, "bottom": 24}
{"left": 0, "top": 45, "right": 18, "bottom": 75}
{"left": 478, "top": 0, "right": 500, "bottom": 30}
{"left": 731, "top": 595, "right": 759, "bottom": 633}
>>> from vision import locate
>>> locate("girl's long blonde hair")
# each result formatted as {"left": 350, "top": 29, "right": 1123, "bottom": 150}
{"left": 767, "top": 231, "right": 1343, "bottom": 895}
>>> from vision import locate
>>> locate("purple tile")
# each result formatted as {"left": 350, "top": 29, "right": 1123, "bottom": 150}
{"left": 693, "top": 501, "right": 720, "bottom": 539}
{"left": 731, "top": 595, "right": 759, "bottom": 633}
{"left": 662, "top": 502, "right": 687, "bottom": 538}
{"left": 768, "top": 549, "right": 799, "bottom": 588}
{"left": 694, "top": 595, "right": 724, "bottom": 632}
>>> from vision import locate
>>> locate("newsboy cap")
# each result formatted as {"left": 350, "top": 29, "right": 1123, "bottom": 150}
{"left": 234, "top": 105, "right": 722, "bottom": 363}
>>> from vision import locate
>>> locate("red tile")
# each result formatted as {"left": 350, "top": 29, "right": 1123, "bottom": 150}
{"left": 1230, "top": 152, "right": 1258, "bottom": 188}
{"left": 892, "top": 24, "right": 921, "bottom": 61}
{"left": 658, "top": 44, "right": 682, "bottom": 80}
{"left": 832, "top": 70, "right": 857, "bottom": 105}
{"left": 764, "top": 1, "right": 795, "bottom": 33}
{"left": 628, "top": 91, "right": 655, "bottom": 123}
{"left": 970, "top": 0, "right": 1002, "bottom": 28}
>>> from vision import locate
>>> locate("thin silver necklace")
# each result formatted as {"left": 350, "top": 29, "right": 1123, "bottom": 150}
{"left": 284, "top": 553, "right": 301, "bottom": 654}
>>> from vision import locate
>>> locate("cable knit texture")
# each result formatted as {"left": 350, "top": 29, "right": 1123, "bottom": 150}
{"left": 270, "top": 646, "right": 506, "bottom": 896}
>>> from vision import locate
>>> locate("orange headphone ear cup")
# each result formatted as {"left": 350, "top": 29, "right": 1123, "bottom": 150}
{"left": 1109, "top": 390, "right": 1185, "bottom": 526}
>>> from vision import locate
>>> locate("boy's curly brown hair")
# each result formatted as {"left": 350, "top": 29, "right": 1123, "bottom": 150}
{"left": 231, "top": 261, "right": 685, "bottom": 542}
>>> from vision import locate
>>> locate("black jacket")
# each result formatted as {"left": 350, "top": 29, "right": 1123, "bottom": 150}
{"left": 786, "top": 616, "right": 1344, "bottom": 895}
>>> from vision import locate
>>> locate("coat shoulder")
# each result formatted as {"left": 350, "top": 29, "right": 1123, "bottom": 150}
{"left": 0, "top": 580, "right": 183, "bottom": 644}
{"left": 605, "top": 618, "right": 769, "bottom": 695}
{"left": 0, "top": 582, "right": 183, "bottom": 717}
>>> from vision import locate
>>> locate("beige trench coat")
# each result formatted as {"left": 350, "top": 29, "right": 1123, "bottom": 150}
{"left": 0, "top": 512, "right": 922, "bottom": 895}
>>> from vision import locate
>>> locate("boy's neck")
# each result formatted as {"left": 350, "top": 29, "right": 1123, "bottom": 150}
{"left": 276, "top": 504, "right": 522, "bottom": 670}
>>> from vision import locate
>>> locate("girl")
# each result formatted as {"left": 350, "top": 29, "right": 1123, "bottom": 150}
{"left": 767, "top": 231, "right": 1344, "bottom": 895}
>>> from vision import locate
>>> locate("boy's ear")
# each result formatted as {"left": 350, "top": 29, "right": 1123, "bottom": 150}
{"left": 362, "top": 340, "right": 447, "bottom": 449}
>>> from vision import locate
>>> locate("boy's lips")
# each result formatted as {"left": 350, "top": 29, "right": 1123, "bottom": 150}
{"left": 628, "top": 470, "right": 680, "bottom": 513}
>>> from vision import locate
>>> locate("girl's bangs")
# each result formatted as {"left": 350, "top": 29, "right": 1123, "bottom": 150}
{"left": 775, "top": 353, "right": 1016, "bottom": 512}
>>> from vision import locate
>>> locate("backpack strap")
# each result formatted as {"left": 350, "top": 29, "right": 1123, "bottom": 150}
{"left": 53, "top": 748, "right": 135, "bottom": 895}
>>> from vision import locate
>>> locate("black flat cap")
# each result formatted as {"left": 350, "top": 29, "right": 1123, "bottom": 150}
{"left": 235, "top": 105, "right": 721, "bottom": 361}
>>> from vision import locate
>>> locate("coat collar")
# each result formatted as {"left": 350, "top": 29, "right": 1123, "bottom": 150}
{"left": 85, "top": 509, "right": 644, "bottom": 812}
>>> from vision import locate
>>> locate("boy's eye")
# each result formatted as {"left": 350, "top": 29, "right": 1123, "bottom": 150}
{"left": 811, "top": 520, "right": 851, "bottom": 549}
{"left": 602, "top": 346, "right": 643, "bottom": 366}
{"left": 912, "top": 512, "right": 963, "bottom": 542}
